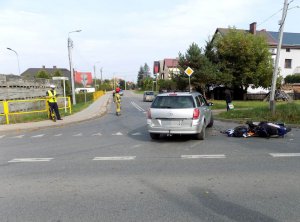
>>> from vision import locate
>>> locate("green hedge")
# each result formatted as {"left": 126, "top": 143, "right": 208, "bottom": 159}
{"left": 75, "top": 92, "right": 94, "bottom": 103}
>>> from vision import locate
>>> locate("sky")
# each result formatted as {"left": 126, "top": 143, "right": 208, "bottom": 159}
{"left": 0, "top": 0, "right": 299, "bottom": 82}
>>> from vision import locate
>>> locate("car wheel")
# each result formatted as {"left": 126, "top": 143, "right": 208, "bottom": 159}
{"left": 195, "top": 124, "right": 205, "bottom": 140}
{"left": 207, "top": 115, "right": 214, "bottom": 128}
{"left": 150, "top": 133, "right": 160, "bottom": 140}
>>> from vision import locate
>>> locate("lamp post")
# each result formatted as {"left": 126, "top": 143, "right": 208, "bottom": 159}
{"left": 68, "top": 29, "right": 82, "bottom": 105}
{"left": 93, "top": 61, "right": 101, "bottom": 89}
{"left": 7, "top": 47, "right": 20, "bottom": 75}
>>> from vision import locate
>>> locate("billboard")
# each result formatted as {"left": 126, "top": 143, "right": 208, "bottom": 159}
{"left": 74, "top": 71, "right": 93, "bottom": 87}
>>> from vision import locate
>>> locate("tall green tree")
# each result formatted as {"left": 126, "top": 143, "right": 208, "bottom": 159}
{"left": 213, "top": 28, "right": 273, "bottom": 93}
{"left": 143, "top": 77, "right": 153, "bottom": 90}
{"left": 137, "top": 63, "right": 151, "bottom": 88}
{"left": 178, "top": 42, "right": 216, "bottom": 95}
{"left": 137, "top": 66, "right": 144, "bottom": 88}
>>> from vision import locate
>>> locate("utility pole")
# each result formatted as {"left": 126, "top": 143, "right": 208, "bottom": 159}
{"left": 100, "top": 67, "right": 103, "bottom": 83}
{"left": 93, "top": 65, "right": 96, "bottom": 89}
{"left": 269, "top": 0, "right": 289, "bottom": 115}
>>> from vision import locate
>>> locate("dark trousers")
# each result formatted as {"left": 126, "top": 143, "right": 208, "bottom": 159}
{"left": 226, "top": 100, "right": 231, "bottom": 111}
{"left": 49, "top": 102, "right": 61, "bottom": 119}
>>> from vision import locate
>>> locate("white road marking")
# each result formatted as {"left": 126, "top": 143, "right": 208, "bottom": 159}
{"left": 54, "top": 134, "right": 62, "bottom": 137}
{"left": 112, "top": 132, "right": 123, "bottom": 135}
{"left": 0, "top": 135, "right": 6, "bottom": 139}
{"left": 132, "top": 132, "right": 141, "bottom": 136}
{"left": 8, "top": 158, "right": 53, "bottom": 163}
{"left": 92, "top": 133, "right": 102, "bottom": 136}
{"left": 93, "top": 156, "right": 136, "bottom": 161}
{"left": 12, "top": 135, "right": 25, "bottom": 139}
{"left": 270, "top": 153, "right": 300, "bottom": 157}
{"left": 181, "top": 154, "right": 226, "bottom": 159}
{"left": 73, "top": 133, "right": 82, "bottom": 137}
{"left": 31, "top": 134, "right": 45, "bottom": 138}
{"left": 131, "top": 101, "right": 145, "bottom": 112}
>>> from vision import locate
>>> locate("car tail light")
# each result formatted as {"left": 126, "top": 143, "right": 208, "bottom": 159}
{"left": 147, "top": 109, "right": 152, "bottom": 119}
{"left": 193, "top": 108, "right": 200, "bottom": 119}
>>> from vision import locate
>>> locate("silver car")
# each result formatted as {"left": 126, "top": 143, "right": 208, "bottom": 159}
{"left": 143, "top": 91, "right": 155, "bottom": 102}
{"left": 147, "top": 92, "right": 213, "bottom": 140}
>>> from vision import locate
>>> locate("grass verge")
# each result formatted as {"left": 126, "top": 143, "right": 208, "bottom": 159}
{"left": 216, "top": 101, "right": 300, "bottom": 124}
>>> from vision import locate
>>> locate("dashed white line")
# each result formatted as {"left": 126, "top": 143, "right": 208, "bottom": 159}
{"left": 54, "top": 134, "right": 63, "bottom": 137}
{"left": 0, "top": 135, "right": 6, "bottom": 139}
{"left": 31, "top": 134, "right": 45, "bottom": 138}
{"left": 73, "top": 133, "right": 82, "bottom": 137}
{"left": 112, "top": 132, "right": 123, "bottom": 136}
{"left": 132, "top": 132, "right": 141, "bottom": 136}
{"left": 93, "top": 156, "right": 136, "bottom": 161}
{"left": 8, "top": 158, "right": 53, "bottom": 163}
{"left": 270, "top": 153, "right": 300, "bottom": 157}
{"left": 92, "top": 133, "right": 102, "bottom": 136}
{"left": 12, "top": 135, "right": 25, "bottom": 139}
{"left": 181, "top": 154, "right": 226, "bottom": 159}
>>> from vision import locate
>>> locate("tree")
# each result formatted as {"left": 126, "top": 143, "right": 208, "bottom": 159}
{"left": 178, "top": 42, "right": 217, "bottom": 95}
{"left": 137, "top": 66, "right": 144, "bottom": 88}
{"left": 143, "top": 77, "right": 153, "bottom": 90}
{"left": 143, "top": 63, "right": 151, "bottom": 78}
{"left": 36, "top": 70, "right": 50, "bottom": 79}
{"left": 158, "top": 79, "right": 176, "bottom": 91}
{"left": 137, "top": 63, "right": 152, "bottom": 88}
{"left": 53, "top": 70, "right": 62, "bottom": 77}
{"left": 213, "top": 28, "right": 273, "bottom": 94}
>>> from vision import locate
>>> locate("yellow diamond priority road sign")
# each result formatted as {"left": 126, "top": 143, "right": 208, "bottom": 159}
{"left": 185, "top": 67, "right": 194, "bottom": 76}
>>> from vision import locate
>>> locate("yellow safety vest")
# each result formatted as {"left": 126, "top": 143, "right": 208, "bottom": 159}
{"left": 48, "top": 90, "right": 57, "bottom": 103}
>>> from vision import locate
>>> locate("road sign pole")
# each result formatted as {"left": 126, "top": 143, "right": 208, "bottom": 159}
{"left": 189, "top": 76, "right": 191, "bottom": 92}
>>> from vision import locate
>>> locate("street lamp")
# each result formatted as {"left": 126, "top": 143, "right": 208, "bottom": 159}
{"left": 68, "top": 29, "right": 82, "bottom": 105}
{"left": 7, "top": 47, "right": 21, "bottom": 75}
{"left": 94, "top": 61, "right": 101, "bottom": 89}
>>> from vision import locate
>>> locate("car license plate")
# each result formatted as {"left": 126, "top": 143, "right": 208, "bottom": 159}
{"left": 163, "top": 120, "right": 182, "bottom": 127}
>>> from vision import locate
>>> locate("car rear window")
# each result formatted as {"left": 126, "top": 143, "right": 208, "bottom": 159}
{"left": 145, "top": 92, "right": 154, "bottom": 95}
{"left": 151, "top": 96, "right": 195, "bottom": 108}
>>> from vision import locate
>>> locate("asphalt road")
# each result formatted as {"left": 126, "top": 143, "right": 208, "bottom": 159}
{"left": 1, "top": 91, "right": 300, "bottom": 222}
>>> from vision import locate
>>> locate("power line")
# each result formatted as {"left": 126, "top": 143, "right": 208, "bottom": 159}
{"left": 257, "top": 8, "right": 283, "bottom": 27}
{"left": 257, "top": 0, "right": 297, "bottom": 27}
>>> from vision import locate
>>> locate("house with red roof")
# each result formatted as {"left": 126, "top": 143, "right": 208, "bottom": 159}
{"left": 153, "top": 58, "right": 180, "bottom": 80}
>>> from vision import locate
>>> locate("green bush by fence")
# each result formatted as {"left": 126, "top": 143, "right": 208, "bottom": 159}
{"left": 75, "top": 93, "right": 94, "bottom": 103}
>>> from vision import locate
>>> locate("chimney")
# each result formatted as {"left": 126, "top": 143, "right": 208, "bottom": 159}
{"left": 249, "top": 22, "right": 257, "bottom": 35}
{"left": 42, "top": 65, "right": 45, "bottom": 69}
{"left": 53, "top": 66, "right": 57, "bottom": 69}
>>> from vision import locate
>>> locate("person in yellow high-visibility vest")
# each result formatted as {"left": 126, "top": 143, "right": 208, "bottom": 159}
{"left": 115, "top": 87, "right": 121, "bottom": 116}
{"left": 46, "top": 84, "right": 62, "bottom": 120}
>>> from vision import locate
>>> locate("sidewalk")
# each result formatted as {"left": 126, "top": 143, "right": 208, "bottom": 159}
{"left": 0, "top": 93, "right": 112, "bottom": 133}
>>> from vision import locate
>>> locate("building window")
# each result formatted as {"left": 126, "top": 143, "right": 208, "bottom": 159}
{"left": 285, "top": 59, "right": 292, "bottom": 69}
{"left": 286, "top": 48, "right": 290, "bottom": 52}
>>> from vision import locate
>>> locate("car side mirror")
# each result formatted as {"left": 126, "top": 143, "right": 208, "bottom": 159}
{"left": 207, "top": 102, "right": 213, "bottom": 106}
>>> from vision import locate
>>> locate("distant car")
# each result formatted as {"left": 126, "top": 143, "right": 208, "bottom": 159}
{"left": 147, "top": 91, "right": 213, "bottom": 140}
{"left": 143, "top": 91, "right": 155, "bottom": 102}
{"left": 119, "top": 90, "right": 124, "bottom": 96}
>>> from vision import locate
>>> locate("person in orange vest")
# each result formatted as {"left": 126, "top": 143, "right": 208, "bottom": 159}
{"left": 115, "top": 87, "right": 121, "bottom": 115}
{"left": 47, "top": 84, "right": 62, "bottom": 120}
